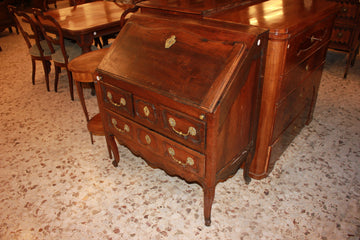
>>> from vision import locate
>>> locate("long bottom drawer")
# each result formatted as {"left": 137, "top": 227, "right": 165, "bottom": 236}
{"left": 104, "top": 109, "right": 206, "bottom": 182}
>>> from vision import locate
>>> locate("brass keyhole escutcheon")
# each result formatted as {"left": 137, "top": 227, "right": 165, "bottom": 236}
{"left": 145, "top": 135, "right": 151, "bottom": 144}
{"left": 143, "top": 106, "right": 150, "bottom": 117}
{"left": 165, "top": 35, "right": 176, "bottom": 49}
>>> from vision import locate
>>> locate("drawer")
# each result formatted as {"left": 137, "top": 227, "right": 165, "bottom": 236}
{"left": 272, "top": 76, "right": 314, "bottom": 143}
{"left": 278, "top": 46, "right": 327, "bottom": 103}
{"left": 336, "top": 3, "right": 359, "bottom": 21}
{"left": 330, "top": 25, "right": 354, "bottom": 47}
{"left": 100, "top": 82, "right": 133, "bottom": 117}
{"left": 161, "top": 107, "right": 206, "bottom": 151}
{"left": 134, "top": 96, "right": 159, "bottom": 125}
{"left": 285, "top": 17, "right": 332, "bottom": 73}
{"left": 107, "top": 110, "right": 205, "bottom": 179}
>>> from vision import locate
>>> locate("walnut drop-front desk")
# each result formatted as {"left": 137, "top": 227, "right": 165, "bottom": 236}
{"left": 95, "top": 11, "right": 268, "bottom": 225}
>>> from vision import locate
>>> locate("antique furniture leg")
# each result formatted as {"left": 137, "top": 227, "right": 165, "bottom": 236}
{"left": 41, "top": 59, "right": 50, "bottom": 91}
{"left": 54, "top": 65, "right": 61, "bottom": 92}
{"left": 31, "top": 59, "right": 36, "bottom": 86}
{"left": 203, "top": 185, "right": 215, "bottom": 226}
{"left": 243, "top": 153, "right": 253, "bottom": 185}
{"left": 107, "top": 134, "right": 119, "bottom": 167}
{"left": 66, "top": 70, "right": 74, "bottom": 100}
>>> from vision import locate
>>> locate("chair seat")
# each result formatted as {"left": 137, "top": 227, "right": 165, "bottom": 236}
{"left": 52, "top": 40, "right": 98, "bottom": 63}
{"left": 68, "top": 48, "right": 109, "bottom": 83}
{"left": 29, "top": 39, "right": 54, "bottom": 57}
{"left": 51, "top": 41, "right": 81, "bottom": 63}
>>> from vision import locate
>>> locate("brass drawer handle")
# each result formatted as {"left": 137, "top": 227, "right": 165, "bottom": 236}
{"left": 143, "top": 106, "right": 150, "bottom": 117}
{"left": 342, "top": 7, "right": 348, "bottom": 13}
{"left": 107, "top": 92, "right": 126, "bottom": 107}
{"left": 310, "top": 36, "right": 322, "bottom": 42}
{"left": 112, "top": 118, "right": 130, "bottom": 133}
{"left": 168, "top": 117, "right": 197, "bottom": 137}
{"left": 167, "top": 147, "right": 194, "bottom": 166}
{"left": 297, "top": 29, "right": 327, "bottom": 56}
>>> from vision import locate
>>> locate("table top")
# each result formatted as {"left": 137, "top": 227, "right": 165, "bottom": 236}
{"left": 45, "top": 1, "right": 127, "bottom": 34}
{"left": 208, "top": 0, "right": 339, "bottom": 37}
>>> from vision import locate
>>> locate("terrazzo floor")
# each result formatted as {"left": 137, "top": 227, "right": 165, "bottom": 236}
{"left": 0, "top": 3, "right": 359, "bottom": 239}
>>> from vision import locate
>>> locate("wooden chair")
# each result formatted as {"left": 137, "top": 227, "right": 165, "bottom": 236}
{"left": 67, "top": 4, "right": 139, "bottom": 148}
{"left": 33, "top": 8, "right": 96, "bottom": 100}
{"left": 0, "top": 0, "right": 18, "bottom": 34}
{"left": 8, "top": 5, "right": 52, "bottom": 91}
{"left": 68, "top": 49, "right": 109, "bottom": 146}
{"left": 100, "top": 1, "right": 141, "bottom": 46}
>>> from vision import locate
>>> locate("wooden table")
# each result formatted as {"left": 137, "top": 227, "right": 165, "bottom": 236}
{"left": 44, "top": 1, "right": 127, "bottom": 52}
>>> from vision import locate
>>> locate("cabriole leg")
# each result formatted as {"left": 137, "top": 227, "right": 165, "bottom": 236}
{"left": 203, "top": 186, "right": 215, "bottom": 226}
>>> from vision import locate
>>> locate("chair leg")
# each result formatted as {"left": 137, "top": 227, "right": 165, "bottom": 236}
{"left": 66, "top": 69, "right": 74, "bottom": 101}
{"left": 31, "top": 59, "right": 36, "bottom": 85}
{"left": 41, "top": 60, "right": 50, "bottom": 91}
{"left": 89, "top": 132, "right": 94, "bottom": 144}
{"left": 54, "top": 65, "right": 60, "bottom": 92}
{"left": 107, "top": 140, "right": 112, "bottom": 159}
{"left": 75, "top": 81, "right": 90, "bottom": 121}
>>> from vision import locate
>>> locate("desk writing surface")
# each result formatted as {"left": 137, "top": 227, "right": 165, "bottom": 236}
{"left": 98, "top": 14, "right": 251, "bottom": 111}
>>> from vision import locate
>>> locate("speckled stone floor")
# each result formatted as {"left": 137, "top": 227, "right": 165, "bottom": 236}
{"left": 0, "top": 4, "right": 359, "bottom": 239}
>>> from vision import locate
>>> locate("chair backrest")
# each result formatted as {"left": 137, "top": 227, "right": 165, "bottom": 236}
{"left": 118, "top": 3, "right": 140, "bottom": 27}
{"left": 8, "top": 5, "right": 46, "bottom": 56}
{"left": 32, "top": 8, "right": 67, "bottom": 63}
{"left": 31, "top": 0, "right": 49, "bottom": 12}
{"left": 0, "top": 0, "right": 13, "bottom": 27}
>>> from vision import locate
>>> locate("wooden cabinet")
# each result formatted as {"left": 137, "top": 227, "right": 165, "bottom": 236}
{"left": 207, "top": 0, "right": 339, "bottom": 179}
{"left": 327, "top": 0, "right": 360, "bottom": 78}
{"left": 95, "top": 13, "right": 268, "bottom": 225}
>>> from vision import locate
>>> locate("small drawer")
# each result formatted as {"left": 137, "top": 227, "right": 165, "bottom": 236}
{"left": 105, "top": 110, "right": 134, "bottom": 140}
{"left": 285, "top": 17, "right": 332, "bottom": 73}
{"left": 337, "top": 3, "right": 359, "bottom": 20}
{"left": 134, "top": 96, "right": 159, "bottom": 125}
{"left": 161, "top": 107, "right": 205, "bottom": 150}
{"left": 101, "top": 83, "right": 133, "bottom": 117}
{"left": 330, "top": 25, "right": 353, "bottom": 46}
